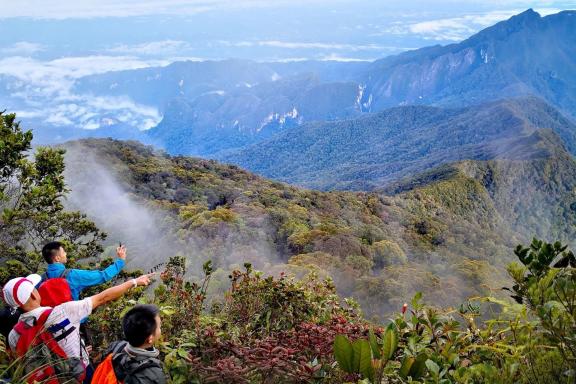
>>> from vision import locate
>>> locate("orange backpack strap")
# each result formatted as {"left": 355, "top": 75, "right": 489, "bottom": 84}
{"left": 92, "top": 353, "right": 121, "bottom": 384}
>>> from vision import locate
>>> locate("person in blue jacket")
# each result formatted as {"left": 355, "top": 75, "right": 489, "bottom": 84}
{"left": 42, "top": 241, "right": 126, "bottom": 300}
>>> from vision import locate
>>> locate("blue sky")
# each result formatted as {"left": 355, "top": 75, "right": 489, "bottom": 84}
{"left": 0, "top": 0, "right": 574, "bottom": 134}
{"left": 1, "top": 0, "right": 574, "bottom": 62}
{"left": 1, "top": 1, "right": 573, "bottom": 20}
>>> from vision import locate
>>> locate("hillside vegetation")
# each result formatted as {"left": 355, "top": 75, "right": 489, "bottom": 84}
{"left": 1, "top": 113, "right": 576, "bottom": 382}
{"left": 221, "top": 97, "right": 576, "bottom": 190}
{"left": 60, "top": 132, "right": 576, "bottom": 319}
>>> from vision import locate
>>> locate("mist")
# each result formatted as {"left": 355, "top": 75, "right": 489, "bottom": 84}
{"left": 63, "top": 142, "right": 176, "bottom": 270}
{"left": 57, "top": 137, "right": 576, "bottom": 320}
{"left": 62, "top": 141, "right": 283, "bottom": 278}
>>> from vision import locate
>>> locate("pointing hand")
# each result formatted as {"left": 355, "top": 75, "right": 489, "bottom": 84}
{"left": 117, "top": 244, "right": 127, "bottom": 260}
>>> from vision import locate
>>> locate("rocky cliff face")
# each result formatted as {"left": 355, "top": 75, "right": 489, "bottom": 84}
{"left": 362, "top": 10, "right": 576, "bottom": 116}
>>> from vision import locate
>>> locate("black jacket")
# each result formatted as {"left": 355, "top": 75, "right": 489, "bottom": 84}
{"left": 0, "top": 306, "right": 21, "bottom": 340}
{"left": 103, "top": 341, "right": 166, "bottom": 384}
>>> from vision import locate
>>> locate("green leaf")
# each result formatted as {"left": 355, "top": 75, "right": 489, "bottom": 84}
{"left": 399, "top": 356, "right": 414, "bottom": 378}
{"left": 177, "top": 349, "right": 189, "bottom": 359}
{"left": 382, "top": 323, "right": 398, "bottom": 362}
{"left": 160, "top": 306, "right": 176, "bottom": 316}
{"left": 368, "top": 329, "right": 381, "bottom": 359}
{"left": 334, "top": 335, "right": 354, "bottom": 373}
{"left": 411, "top": 291, "right": 423, "bottom": 307}
{"left": 425, "top": 359, "right": 440, "bottom": 376}
{"left": 352, "top": 339, "right": 374, "bottom": 381}
{"left": 409, "top": 353, "right": 428, "bottom": 379}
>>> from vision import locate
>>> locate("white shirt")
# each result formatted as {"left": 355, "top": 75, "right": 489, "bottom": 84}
{"left": 9, "top": 298, "right": 93, "bottom": 366}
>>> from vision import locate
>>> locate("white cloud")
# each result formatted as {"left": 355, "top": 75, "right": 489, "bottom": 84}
{"left": 2, "top": 0, "right": 570, "bottom": 19}
{"left": 0, "top": 0, "right": 333, "bottom": 19}
{"left": 12, "top": 110, "right": 46, "bottom": 119}
{"left": 107, "top": 40, "right": 194, "bottom": 56}
{"left": 319, "top": 53, "right": 375, "bottom": 62}
{"left": 385, "top": 8, "right": 566, "bottom": 41}
{"left": 534, "top": 7, "right": 568, "bottom": 16}
{"left": 36, "top": 94, "right": 162, "bottom": 130}
{"left": 1, "top": 42, "right": 44, "bottom": 55}
{"left": 0, "top": 55, "right": 170, "bottom": 104}
{"left": 0, "top": 55, "right": 166, "bottom": 130}
{"left": 45, "top": 113, "right": 73, "bottom": 126}
{"left": 0, "top": 55, "right": 168, "bottom": 82}
{"left": 408, "top": 18, "right": 481, "bottom": 41}
{"left": 266, "top": 57, "right": 316, "bottom": 63}
{"left": 230, "top": 40, "right": 403, "bottom": 51}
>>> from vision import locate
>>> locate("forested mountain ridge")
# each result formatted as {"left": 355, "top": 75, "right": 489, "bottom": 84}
{"left": 220, "top": 97, "right": 576, "bottom": 190}
{"left": 62, "top": 135, "right": 576, "bottom": 318}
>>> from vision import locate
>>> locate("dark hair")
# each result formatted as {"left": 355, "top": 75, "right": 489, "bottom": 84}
{"left": 122, "top": 304, "right": 160, "bottom": 347}
{"left": 42, "top": 241, "right": 63, "bottom": 264}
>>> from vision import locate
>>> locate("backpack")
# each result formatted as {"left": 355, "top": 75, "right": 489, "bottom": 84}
{"left": 91, "top": 353, "right": 120, "bottom": 384}
{"left": 0, "top": 270, "right": 72, "bottom": 341}
{"left": 12, "top": 308, "right": 85, "bottom": 384}
{"left": 92, "top": 343, "right": 161, "bottom": 384}
{"left": 39, "top": 269, "right": 73, "bottom": 307}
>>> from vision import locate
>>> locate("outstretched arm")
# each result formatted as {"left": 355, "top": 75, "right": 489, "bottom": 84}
{"left": 90, "top": 273, "right": 153, "bottom": 309}
{"left": 68, "top": 245, "right": 127, "bottom": 290}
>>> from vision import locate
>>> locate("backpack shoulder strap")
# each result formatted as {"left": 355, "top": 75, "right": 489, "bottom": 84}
{"left": 13, "top": 308, "right": 52, "bottom": 334}
{"left": 13, "top": 309, "right": 53, "bottom": 356}
{"left": 37, "top": 308, "right": 52, "bottom": 325}
{"left": 126, "top": 357, "right": 162, "bottom": 378}
{"left": 112, "top": 341, "right": 128, "bottom": 354}
{"left": 40, "top": 268, "right": 69, "bottom": 281}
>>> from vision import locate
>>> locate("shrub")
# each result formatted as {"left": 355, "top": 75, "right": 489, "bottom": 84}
{"left": 372, "top": 240, "right": 407, "bottom": 269}
{"left": 332, "top": 238, "right": 576, "bottom": 383}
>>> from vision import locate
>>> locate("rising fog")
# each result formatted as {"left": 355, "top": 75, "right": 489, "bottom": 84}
{"left": 62, "top": 141, "right": 282, "bottom": 278}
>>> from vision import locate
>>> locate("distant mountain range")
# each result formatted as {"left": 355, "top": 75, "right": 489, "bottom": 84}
{"left": 220, "top": 97, "right": 576, "bottom": 190}
{"left": 75, "top": 60, "right": 368, "bottom": 154}
{"left": 69, "top": 9, "right": 575, "bottom": 158}
{"left": 74, "top": 60, "right": 367, "bottom": 111}
{"left": 360, "top": 9, "right": 576, "bottom": 114}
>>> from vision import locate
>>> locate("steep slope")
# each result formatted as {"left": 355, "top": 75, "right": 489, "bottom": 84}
{"left": 385, "top": 140, "right": 576, "bottom": 247}
{"left": 145, "top": 73, "right": 364, "bottom": 155}
{"left": 75, "top": 60, "right": 368, "bottom": 155}
{"left": 61, "top": 136, "right": 576, "bottom": 318}
{"left": 362, "top": 9, "right": 576, "bottom": 117}
{"left": 220, "top": 97, "right": 576, "bottom": 190}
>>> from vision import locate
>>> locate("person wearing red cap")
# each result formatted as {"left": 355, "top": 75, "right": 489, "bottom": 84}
{"left": 2, "top": 272, "right": 154, "bottom": 382}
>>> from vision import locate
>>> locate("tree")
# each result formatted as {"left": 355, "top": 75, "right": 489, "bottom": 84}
{"left": 0, "top": 112, "right": 106, "bottom": 283}
{"left": 507, "top": 238, "right": 576, "bottom": 372}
